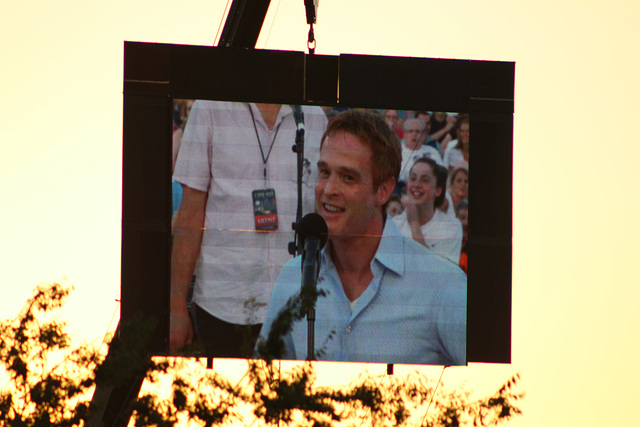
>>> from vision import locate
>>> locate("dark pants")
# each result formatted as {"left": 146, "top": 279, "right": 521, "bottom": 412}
{"left": 192, "top": 303, "right": 262, "bottom": 358}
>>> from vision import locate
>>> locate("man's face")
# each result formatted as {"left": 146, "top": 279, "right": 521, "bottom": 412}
{"left": 407, "top": 162, "right": 442, "bottom": 208}
{"left": 316, "top": 131, "right": 391, "bottom": 240}
{"left": 404, "top": 121, "right": 424, "bottom": 149}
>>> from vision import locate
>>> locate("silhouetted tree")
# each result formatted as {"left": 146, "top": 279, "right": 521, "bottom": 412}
{"left": 130, "top": 357, "right": 522, "bottom": 427}
{"left": 0, "top": 283, "right": 524, "bottom": 426}
{"left": 0, "top": 283, "right": 101, "bottom": 426}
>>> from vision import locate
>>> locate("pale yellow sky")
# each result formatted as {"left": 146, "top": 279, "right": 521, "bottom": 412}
{"left": 3, "top": 1, "right": 640, "bottom": 426}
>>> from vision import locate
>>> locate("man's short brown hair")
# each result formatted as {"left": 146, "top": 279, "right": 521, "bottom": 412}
{"left": 320, "top": 109, "right": 401, "bottom": 190}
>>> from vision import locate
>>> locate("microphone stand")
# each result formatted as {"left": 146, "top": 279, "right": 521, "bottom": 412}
{"left": 289, "top": 106, "right": 318, "bottom": 360}
{"left": 301, "top": 236, "right": 321, "bottom": 361}
{"left": 296, "top": 213, "right": 328, "bottom": 362}
{"left": 289, "top": 105, "right": 305, "bottom": 257}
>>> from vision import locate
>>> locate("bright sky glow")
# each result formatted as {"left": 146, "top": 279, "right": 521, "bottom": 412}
{"left": 2, "top": 1, "right": 640, "bottom": 426}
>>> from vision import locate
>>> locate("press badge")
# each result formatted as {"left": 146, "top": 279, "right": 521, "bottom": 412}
{"left": 252, "top": 188, "right": 278, "bottom": 231}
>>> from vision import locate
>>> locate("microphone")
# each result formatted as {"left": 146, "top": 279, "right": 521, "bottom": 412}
{"left": 292, "top": 105, "right": 305, "bottom": 135}
{"left": 296, "top": 213, "right": 328, "bottom": 361}
{"left": 289, "top": 105, "right": 306, "bottom": 256}
{"left": 298, "top": 213, "right": 328, "bottom": 278}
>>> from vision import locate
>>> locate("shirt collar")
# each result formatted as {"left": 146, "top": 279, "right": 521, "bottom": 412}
{"left": 320, "top": 218, "right": 405, "bottom": 277}
{"left": 372, "top": 218, "right": 405, "bottom": 277}
{"left": 248, "top": 103, "right": 292, "bottom": 128}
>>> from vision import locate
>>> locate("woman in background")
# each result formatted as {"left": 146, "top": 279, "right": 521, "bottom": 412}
{"left": 393, "top": 158, "right": 462, "bottom": 264}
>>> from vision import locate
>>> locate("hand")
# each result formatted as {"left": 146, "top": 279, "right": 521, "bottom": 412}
{"left": 401, "top": 194, "right": 427, "bottom": 247}
{"left": 445, "top": 114, "right": 456, "bottom": 130}
{"left": 169, "top": 304, "right": 194, "bottom": 354}
{"left": 401, "top": 194, "right": 420, "bottom": 224}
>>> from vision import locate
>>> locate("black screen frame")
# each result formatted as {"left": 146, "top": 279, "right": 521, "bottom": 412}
{"left": 121, "top": 41, "right": 514, "bottom": 363}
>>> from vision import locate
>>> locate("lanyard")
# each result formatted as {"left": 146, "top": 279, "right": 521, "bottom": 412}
{"left": 248, "top": 105, "right": 282, "bottom": 185}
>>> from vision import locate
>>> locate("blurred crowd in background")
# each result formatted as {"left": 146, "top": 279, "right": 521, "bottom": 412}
{"left": 172, "top": 101, "right": 469, "bottom": 273}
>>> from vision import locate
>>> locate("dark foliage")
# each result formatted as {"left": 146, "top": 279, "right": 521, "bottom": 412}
{"left": 1, "top": 283, "right": 524, "bottom": 427}
{"left": 0, "top": 283, "right": 101, "bottom": 426}
{"left": 255, "top": 283, "right": 328, "bottom": 362}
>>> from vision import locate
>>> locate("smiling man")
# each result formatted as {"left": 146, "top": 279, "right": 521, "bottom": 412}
{"left": 258, "top": 110, "right": 467, "bottom": 365}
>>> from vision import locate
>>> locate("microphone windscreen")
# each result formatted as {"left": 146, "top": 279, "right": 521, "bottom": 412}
{"left": 297, "top": 213, "right": 328, "bottom": 249}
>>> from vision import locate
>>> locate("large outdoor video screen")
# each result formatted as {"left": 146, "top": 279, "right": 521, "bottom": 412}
{"left": 122, "top": 42, "right": 514, "bottom": 365}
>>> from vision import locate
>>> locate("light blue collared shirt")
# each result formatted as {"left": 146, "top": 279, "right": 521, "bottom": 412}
{"left": 258, "top": 219, "right": 467, "bottom": 365}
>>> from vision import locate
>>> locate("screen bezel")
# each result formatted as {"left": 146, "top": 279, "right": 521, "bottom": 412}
{"left": 121, "top": 41, "right": 514, "bottom": 363}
